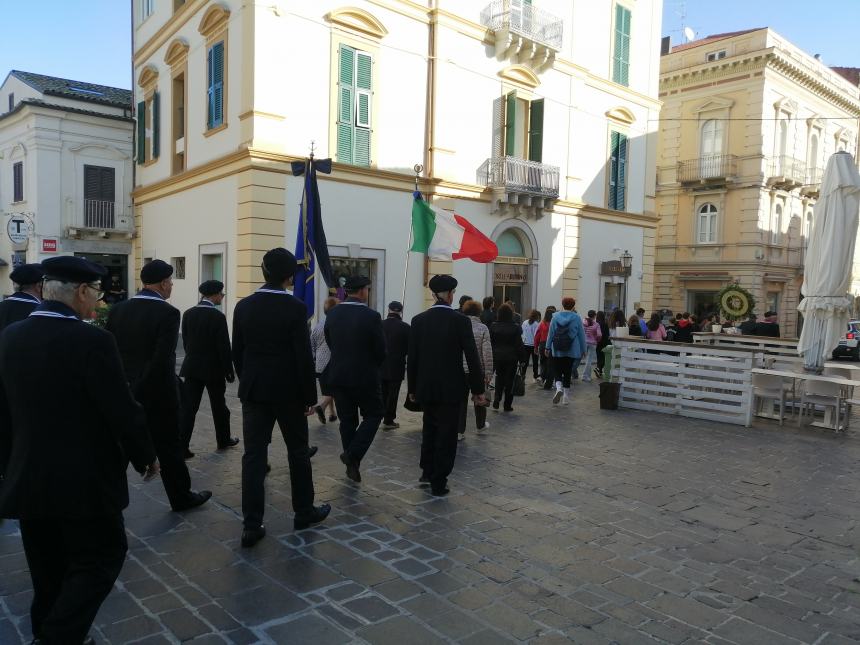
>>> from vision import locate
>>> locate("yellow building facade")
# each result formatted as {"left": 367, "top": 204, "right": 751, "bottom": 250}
{"left": 654, "top": 28, "right": 860, "bottom": 337}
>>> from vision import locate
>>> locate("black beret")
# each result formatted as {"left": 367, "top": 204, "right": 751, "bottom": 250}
{"left": 428, "top": 274, "right": 457, "bottom": 293}
{"left": 344, "top": 275, "right": 371, "bottom": 290}
{"left": 388, "top": 301, "right": 403, "bottom": 312}
{"left": 262, "top": 248, "right": 297, "bottom": 280}
{"left": 9, "top": 263, "right": 44, "bottom": 285}
{"left": 42, "top": 256, "right": 106, "bottom": 283}
{"left": 140, "top": 259, "right": 173, "bottom": 284}
{"left": 199, "top": 280, "right": 224, "bottom": 297}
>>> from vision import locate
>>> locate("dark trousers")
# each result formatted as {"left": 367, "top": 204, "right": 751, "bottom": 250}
{"left": 552, "top": 356, "right": 580, "bottom": 388}
{"left": 181, "top": 376, "right": 231, "bottom": 448}
{"left": 539, "top": 344, "right": 554, "bottom": 388}
{"left": 522, "top": 346, "right": 539, "bottom": 379}
{"left": 241, "top": 399, "right": 314, "bottom": 528}
{"left": 144, "top": 404, "right": 193, "bottom": 510}
{"left": 493, "top": 360, "right": 517, "bottom": 409}
{"left": 381, "top": 379, "right": 402, "bottom": 425}
{"left": 596, "top": 343, "right": 609, "bottom": 370}
{"left": 420, "top": 400, "right": 461, "bottom": 490}
{"left": 332, "top": 385, "right": 383, "bottom": 463}
{"left": 21, "top": 514, "right": 127, "bottom": 644}
{"left": 458, "top": 382, "right": 487, "bottom": 433}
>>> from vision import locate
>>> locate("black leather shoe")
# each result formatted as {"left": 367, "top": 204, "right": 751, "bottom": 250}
{"left": 308, "top": 446, "right": 318, "bottom": 458}
{"left": 503, "top": 407, "right": 514, "bottom": 412}
{"left": 294, "top": 503, "right": 332, "bottom": 530}
{"left": 172, "top": 490, "right": 212, "bottom": 512}
{"left": 184, "top": 448, "right": 195, "bottom": 459}
{"left": 315, "top": 406, "right": 326, "bottom": 424}
{"left": 418, "top": 474, "right": 431, "bottom": 486}
{"left": 217, "top": 437, "right": 240, "bottom": 449}
{"left": 340, "top": 452, "right": 361, "bottom": 482}
{"left": 241, "top": 525, "right": 266, "bottom": 548}
{"left": 431, "top": 487, "right": 450, "bottom": 497}
{"left": 492, "top": 401, "right": 500, "bottom": 410}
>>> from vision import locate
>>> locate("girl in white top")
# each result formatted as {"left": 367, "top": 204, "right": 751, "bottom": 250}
{"left": 521, "top": 309, "right": 541, "bottom": 382}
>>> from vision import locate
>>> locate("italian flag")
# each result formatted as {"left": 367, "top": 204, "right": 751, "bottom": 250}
{"left": 410, "top": 193, "right": 498, "bottom": 263}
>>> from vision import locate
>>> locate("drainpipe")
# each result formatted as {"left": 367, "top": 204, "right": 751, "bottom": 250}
{"left": 424, "top": 1, "right": 438, "bottom": 187}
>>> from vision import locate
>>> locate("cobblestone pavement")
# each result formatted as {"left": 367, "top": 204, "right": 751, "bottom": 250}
{"left": 3, "top": 377, "right": 860, "bottom": 644}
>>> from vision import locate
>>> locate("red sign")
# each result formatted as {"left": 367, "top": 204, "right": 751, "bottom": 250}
{"left": 42, "top": 238, "right": 58, "bottom": 253}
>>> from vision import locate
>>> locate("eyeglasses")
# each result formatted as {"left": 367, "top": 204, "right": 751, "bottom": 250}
{"left": 84, "top": 283, "right": 104, "bottom": 300}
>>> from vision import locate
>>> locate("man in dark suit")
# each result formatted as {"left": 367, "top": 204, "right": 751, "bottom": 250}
{"left": 381, "top": 301, "right": 410, "bottom": 430}
{"left": 755, "top": 311, "right": 781, "bottom": 338}
{"left": 180, "top": 280, "right": 238, "bottom": 456}
{"left": 106, "top": 260, "right": 211, "bottom": 512}
{"left": 0, "top": 256, "right": 157, "bottom": 645}
{"left": 232, "top": 248, "right": 330, "bottom": 547}
{"left": 408, "top": 275, "right": 486, "bottom": 496}
{"left": 324, "top": 275, "right": 386, "bottom": 483}
{"left": 739, "top": 314, "right": 758, "bottom": 335}
{"left": 0, "top": 263, "right": 43, "bottom": 331}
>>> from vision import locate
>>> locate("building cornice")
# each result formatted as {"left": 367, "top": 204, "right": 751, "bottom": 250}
{"left": 134, "top": 0, "right": 208, "bottom": 66}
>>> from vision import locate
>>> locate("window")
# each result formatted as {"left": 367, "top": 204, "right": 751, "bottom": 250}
{"left": 697, "top": 203, "right": 718, "bottom": 244}
{"left": 336, "top": 44, "right": 372, "bottom": 166}
{"left": 804, "top": 211, "right": 813, "bottom": 247}
{"left": 502, "top": 91, "right": 544, "bottom": 161}
{"left": 7, "top": 93, "right": 13, "bottom": 112}
{"left": 767, "top": 292, "right": 780, "bottom": 315}
{"left": 172, "top": 74, "right": 186, "bottom": 173}
{"left": 607, "top": 131, "right": 628, "bottom": 211}
{"left": 699, "top": 119, "right": 724, "bottom": 177}
{"left": 612, "top": 4, "right": 632, "bottom": 86}
{"left": 497, "top": 231, "right": 526, "bottom": 257}
{"left": 13, "top": 162, "right": 23, "bottom": 202}
{"left": 771, "top": 203, "right": 783, "bottom": 244}
{"left": 706, "top": 50, "right": 727, "bottom": 62}
{"left": 171, "top": 257, "right": 186, "bottom": 279}
{"left": 136, "top": 92, "right": 160, "bottom": 164}
{"left": 83, "top": 165, "right": 116, "bottom": 229}
{"left": 206, "top": 41, "right": 225, "bottom": 130}
{"left": 140, "top": 0, "right": 154, "bottom": 21}
{"left": 808, "top": 131, "right": 819, "bottom": 170}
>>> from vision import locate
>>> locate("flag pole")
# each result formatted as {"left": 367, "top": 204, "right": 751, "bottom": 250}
{"left": 402, "top": 163, "right": 423, "bottom": 309}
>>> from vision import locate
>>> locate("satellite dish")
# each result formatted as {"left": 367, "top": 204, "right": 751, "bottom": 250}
{"left": 683, "top": 27, "right": 696, "bottom": 42}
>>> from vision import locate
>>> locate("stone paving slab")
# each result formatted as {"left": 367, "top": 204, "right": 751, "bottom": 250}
{"left": 2, "top": 377, "right": 860, "bottom": 643}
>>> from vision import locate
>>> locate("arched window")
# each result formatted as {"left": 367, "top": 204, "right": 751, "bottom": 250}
{"left": 808, "top": 131, "right": 819, "bottom": 171}
{"left": 699, "top": 119, "right": 723, "bottom": 177}
{"left": 697, "top": 203, "right": 718, "bottom": 244}
{"left": 497, "top": 230, "right": 526, "bottom": 257}
{"left": 771, "top": 204, "right": 783, "bottom": 244}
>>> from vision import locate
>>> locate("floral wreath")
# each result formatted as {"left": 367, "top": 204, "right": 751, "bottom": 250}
{"left": 717, "top": 283, "right": 756, "bottom": 321}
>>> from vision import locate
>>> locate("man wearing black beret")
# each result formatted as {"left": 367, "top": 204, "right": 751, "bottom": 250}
{"left": 324, "top": 274, "right": 387, "bottom": 483}
{"left": 408, "top": 275, "right": 486, "bottom": 496}
{"left": 0, "top": 256, "right": 158, "bottom": 643}
{"left": 106, "top": 259, "right": 211, "bottom": 512}
{"left": 232, "top": 248, "right": 330, "bottom": 547}
{"left": 179, "top": 280, "right": 239, "bottom": 456}
{"left": 0, "top": 263, "right": 44, "bottom": 331}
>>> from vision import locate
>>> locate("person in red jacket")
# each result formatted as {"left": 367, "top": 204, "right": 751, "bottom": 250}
{"left": 533, "top": 306, "right": 556, "bottom": 390}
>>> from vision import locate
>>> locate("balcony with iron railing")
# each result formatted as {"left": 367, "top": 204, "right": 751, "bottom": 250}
{"left": 766, "top": 156, "right": 806, "bottom": 190}
{"left": 66, "top": 199, "right": 134, "bottom": 239}
{"left": 678, "top": 154, "right": 738, "bottom": 185}
{"left": 477, "top": 156, "right": 559, "bottom": 217}
{"left": 480, "top": 0, "right": 563, "bottom": 68}
{"left": 801, "top": 166, "right": 824, "bottom": 197}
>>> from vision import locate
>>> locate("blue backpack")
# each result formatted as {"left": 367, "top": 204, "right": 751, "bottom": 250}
{"left": 553, "top": 320, "right": 573, "bottom": 351}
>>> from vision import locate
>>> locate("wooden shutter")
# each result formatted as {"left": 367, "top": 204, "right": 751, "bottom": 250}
{"left": 528, "top": 99, "right": 544, "bottom": 163}
{"left": 613, "top": 5, "right": 631, "bottom": 86}
{"left": 354, "top": 51, "right": 372, "bottom": 166}
{"left": 337, "top": 45, "right": 355, "bottom": 164}
{"left": 84, "top": 166, "right": 115, "bottom": 201}
{"left": 609, "top": 131, "right": 628, "bottom": 210}
{"left": 152, "top": 92, "right": 161, "bottom": 158}
{"left": 211, "top": 42, "right": 224, "bottom": 128}
{"left": 504, "top": 92, "right": 517, "bottom": 157}
{"left": 137, "top": 100, "right": 146, "bottom": 163}
{"left": 13, "top": 162, "right": 23, "bottom": 202}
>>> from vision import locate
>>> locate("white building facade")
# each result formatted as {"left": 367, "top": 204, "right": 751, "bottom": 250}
{"left": 0, "top": 71, "right": 135, "bottom": 295}
{"left": 133, "top": 0, "right": 662, "bottom": 321}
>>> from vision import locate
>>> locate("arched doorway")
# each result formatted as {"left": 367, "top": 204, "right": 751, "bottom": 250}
{"left": 487, "top": 222, "right": 538, "bottom": 317}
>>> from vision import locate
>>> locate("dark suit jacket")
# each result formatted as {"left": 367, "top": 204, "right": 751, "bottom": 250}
{"left": 381, "top": 314, "right": 410, "bottom": 382}
{"left": 231, "top": 285, "right": 316, "bottom": 406}
{"left": 324, "top": 299, "right": 386, "bottom": 389}
{"left": 0, "top": 293, "right": 39, "bottom": 332}
{"left": 0, "top": 301, "right": 154, "bottom": 519}
{"left": 408, "top": 304, "right": 484, "bottom": 403}
{"left": 754, "top": 322, "right": 780, "bottom": 338}
{"left": 106, "top": 289, "right": 181, "bottom": 408}
{"left": 180, "top": 300, "right": 233, "bottom": 382}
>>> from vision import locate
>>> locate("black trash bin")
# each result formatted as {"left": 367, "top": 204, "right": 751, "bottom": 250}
{"left": 599, "top": 382, "right": 620, "bottom": 410}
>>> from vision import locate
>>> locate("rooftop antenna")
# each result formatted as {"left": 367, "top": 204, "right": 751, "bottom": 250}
{"left": 675, "top": 0, "right": 696, "bottom": 42}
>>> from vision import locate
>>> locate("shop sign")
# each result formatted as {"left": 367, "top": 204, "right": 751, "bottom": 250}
{"left": 7, "top": 217, "right": 30, "bottom": 245}
{"left": 600, "top": 260, "right": 631, "bottom": 277}
{"left": 493, "top": 264, "right": 528, "bottom": 283}
{"left": 42, "top": 238, "right": 59, "bottom": 253}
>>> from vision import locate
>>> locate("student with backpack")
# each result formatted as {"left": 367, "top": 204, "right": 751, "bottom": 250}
{"left": 545, "top": 297, "right": 587, "bottom": 406}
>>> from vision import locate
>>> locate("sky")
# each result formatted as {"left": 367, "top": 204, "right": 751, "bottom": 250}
{"left": 0, "top": 1, "right": 857, "bottom": 91}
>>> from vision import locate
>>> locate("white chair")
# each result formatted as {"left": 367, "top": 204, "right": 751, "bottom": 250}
{"left": 798, "top": 380, "right": 846, "bottom": 431}
{"left": 752, "top": 373, "right": 788, "bottom": 425}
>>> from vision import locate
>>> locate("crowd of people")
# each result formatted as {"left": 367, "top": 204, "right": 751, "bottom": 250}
{"left": 0, "top": 249, "right": 783, "bottom": 643}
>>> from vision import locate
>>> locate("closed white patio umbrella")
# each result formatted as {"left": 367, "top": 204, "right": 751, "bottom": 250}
{"left": 797, "top": 152, "right": 860, "bottom": 371}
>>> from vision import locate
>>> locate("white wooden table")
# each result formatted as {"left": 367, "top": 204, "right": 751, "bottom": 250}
{"left": 751, "top": 368, "right": 860, "bottom": 430}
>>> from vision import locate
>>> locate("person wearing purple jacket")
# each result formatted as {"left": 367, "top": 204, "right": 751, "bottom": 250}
{"left": 581, "top": 310, "right": 603, "bottom": 383}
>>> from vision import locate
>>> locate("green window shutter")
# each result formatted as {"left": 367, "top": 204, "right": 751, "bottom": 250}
{"left": 337, "top": 45, "right": 355, "bottom": 164}
{"left": 613, "top": 5, "right": 631, "bottom": 86}
{"left": 212, "top": 42, "right": 224, "bottom": 127}
{"left": 137, "top": 100, "right": 146, "bottom": 164}
{"left": 206, "top": 47, "right": 214, "bottom": 129}
{"left": 608, "top": 131, "right": 619, "bottom": 209}
{"left": 528, "top": 99, "right": 544, "bottom": 163}
{"left": 152, "top": 91, "right": 160, "bottom": 158}
{"left": 617, "top": 132, "right": 627, "bottom": 210}
{"left": 504, "top": 91, "right": 517, "bottom": 157}
{"left": 355, "top": 51, "right": 372, "bottom": 129}
{"left": 354, "top": 128, "right": 370, "bottom": 166}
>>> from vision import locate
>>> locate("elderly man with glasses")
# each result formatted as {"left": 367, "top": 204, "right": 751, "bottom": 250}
{"left": 0, "top": 256, "right": 158, "bottom": 645}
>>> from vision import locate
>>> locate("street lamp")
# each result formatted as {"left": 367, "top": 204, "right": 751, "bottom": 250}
{"left": 620, "top": 250, "right": 633, "bottom": 313}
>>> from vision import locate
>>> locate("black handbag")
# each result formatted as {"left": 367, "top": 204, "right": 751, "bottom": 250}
{"left": 513, "top": 364, "right": 526, "bottom": 397}
{"left": 403, "top": 393, "right": 422, "bottom": 412}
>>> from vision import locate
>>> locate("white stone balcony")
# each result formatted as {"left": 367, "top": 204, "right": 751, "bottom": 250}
{"left": 480, "top": 0, "right": 563, "bottom": 70}
{"left": 477, "top": 156, "right": 559, "bottom": 218}
{"left": 800, "top": 166, "right": 824, "bottom": 198}
{"left": 767, "top": 156, "right": 806, "bottom": 191}
{"left": 66, "top": 199, "right": 134, "bottom": 239}
{"left": 678, "top": 154, "right": 738, "bottom": 186}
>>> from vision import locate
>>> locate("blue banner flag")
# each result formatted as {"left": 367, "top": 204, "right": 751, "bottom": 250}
{"left": 291, "top": 157, "right": 334, "bottom": 319}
